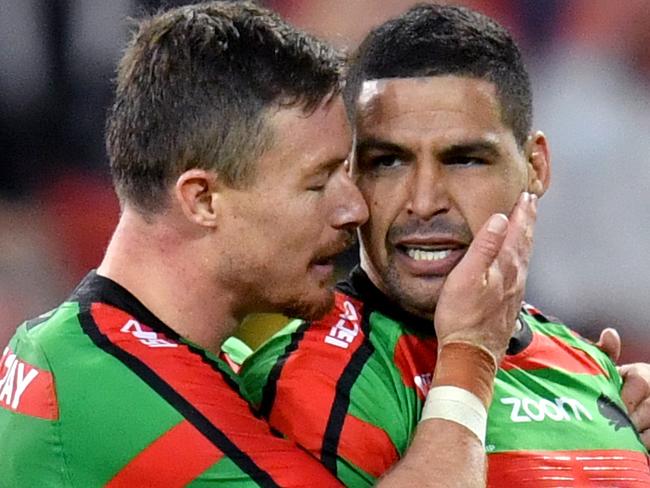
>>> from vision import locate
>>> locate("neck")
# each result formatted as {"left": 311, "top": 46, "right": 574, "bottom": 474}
{"left": 97, "top": 207, "right": 239, "bottom": 354}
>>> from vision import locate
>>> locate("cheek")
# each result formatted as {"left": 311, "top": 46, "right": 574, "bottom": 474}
{"left": 361, "top": 174, "right": 416, "bottom": 248}
{"left": 457, "top": 178, "right": 522, "bottom": 234}
{"left": 281, "top": 202, "right": 330, "bottom": 252}
{"left": 361, "top": 205, "right": 395, "bottom": 259}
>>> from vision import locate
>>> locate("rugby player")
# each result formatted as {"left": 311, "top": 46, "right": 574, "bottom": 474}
{"left": 240, "top": 5, "right": 650, "bottom": 487}
{"left": 0, "top": 2, "right": 534, "bottom": 486}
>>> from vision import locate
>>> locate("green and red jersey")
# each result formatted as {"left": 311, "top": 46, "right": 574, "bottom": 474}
{"left": 0, "top": 272, "right": 341, "bottom": 487}
{"left": 239, "top": 266, "right": 650, "bottom": 487}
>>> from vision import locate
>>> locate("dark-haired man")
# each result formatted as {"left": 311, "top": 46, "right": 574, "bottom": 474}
{"left": 240, "top": 4, "right": 650, "bottom": 487}
{"left": 0, "top": 2, "right": 535, "bottom": 486}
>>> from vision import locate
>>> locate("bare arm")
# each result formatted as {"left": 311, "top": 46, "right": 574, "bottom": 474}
{"left": 377, "top": 192, "right": 537, "bottom": 488}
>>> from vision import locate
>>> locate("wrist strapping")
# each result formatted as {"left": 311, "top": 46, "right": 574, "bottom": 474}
{"left": 419, "top": 342, "right": 498, "bottom": 445}
{"left": 433, "top": 341, "right": 497, "bottom": 408}
{"left": 421, "top": 386, "right": 487, "bottom": 446}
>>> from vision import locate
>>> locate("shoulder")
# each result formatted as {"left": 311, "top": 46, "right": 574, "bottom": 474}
{"left": 10, "top": 302, "right": 83, "bottom": 355}
{"left": 520, "top": 303, "right": 605, "bottom": 357}
{"left": 0, "top": 302, "right": 83, "bottom": 419}
{"left": 507, "top": 303, "right": 618, "bottom": 381}
{"left": 0, "top": 303, "right": 82, "bottom": 486}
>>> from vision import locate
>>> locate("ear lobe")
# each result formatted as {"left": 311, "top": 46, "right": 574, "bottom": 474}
{"left": 174, "top": 169, "right": 220, "bottom": 227}
{"left": 526, "top": 131, "right": 551, "bottom": 198}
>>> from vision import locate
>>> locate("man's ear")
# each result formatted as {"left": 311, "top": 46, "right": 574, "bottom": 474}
{"left": 174, "top": 169, "right": 221, "bottom": 228}
{"left": 525, "top": 131, "right": 551, "bottom": 198}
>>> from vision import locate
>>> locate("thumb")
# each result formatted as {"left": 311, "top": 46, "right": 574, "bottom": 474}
{"left": 453, "top": 214, "right": 509, "bottom": 278}
{"left": 596, "top": 327, "right": 621, "bottom": 362}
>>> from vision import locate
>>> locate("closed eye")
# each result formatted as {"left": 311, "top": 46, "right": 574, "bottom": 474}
{"left": 307, "top": 183, "right": 326, "bottom": 192}
{"left": 306, "top": 158, "right": 347, "bottom": 192}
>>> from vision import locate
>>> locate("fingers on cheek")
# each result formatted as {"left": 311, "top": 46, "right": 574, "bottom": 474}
{"left": 517, "top": 196, "right": 536, "bottom": 225}
{"left": 476, "top": 233, "right": 503, "bottom": 259}
{"left": 523, "top": 223, "right": 535, "bottom": 249}
{"left": 515, "top": 271, "right": 527, "bottom": 296}
{"left": 497, "top": 249, "right": 520, "bottom": 286}
{"left": 484, "top": 266, "right": 503, "bottom": 290}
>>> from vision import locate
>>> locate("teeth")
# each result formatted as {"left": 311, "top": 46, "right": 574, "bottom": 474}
{"left": 406, "top": 248, "right": 452, "bottom": 261}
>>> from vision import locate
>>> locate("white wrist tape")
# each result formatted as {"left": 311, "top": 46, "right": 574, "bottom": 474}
{"left": 420, "top": 385, "right": 488, "bottom": 446}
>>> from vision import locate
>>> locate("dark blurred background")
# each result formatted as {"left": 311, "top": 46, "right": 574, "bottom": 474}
{"left": 1, "top": 0, "right": 649, "bottom": 361}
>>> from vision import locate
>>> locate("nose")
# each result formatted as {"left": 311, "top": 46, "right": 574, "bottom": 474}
{"left": 408, "top": 159, "right": 450, "bottom": 219}
{"left": 331, "top": 171, "right": 369, "bottom": 230}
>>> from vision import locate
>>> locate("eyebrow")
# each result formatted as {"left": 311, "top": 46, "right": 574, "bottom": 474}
{"left": 356, "top": 137, "right": 501, "bottom": 160}
{"left": 315, "top": 155, "right": 347, "bottom": 173}
{"left": 356, "top": 137, "right": 412, "bottom": 156}
{"left": 440, "top": 140, "right": 501, "bottom": 159}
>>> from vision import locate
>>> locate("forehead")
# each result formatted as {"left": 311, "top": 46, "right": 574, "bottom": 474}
{"left": 356, "top": 76, "right": 509, "bottom": 144}
{"left": 263, "top": 97, "right": 351, "bottom": 172}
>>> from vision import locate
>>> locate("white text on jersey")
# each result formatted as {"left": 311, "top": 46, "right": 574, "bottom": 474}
{"left": 324, "top": 301, "right": 360, "bottom": 349}
{"left": 501, "top": 396, "right": 593, "bottom": 423}
{"left": 0, "top": 347, "right": 39, "bottom": 410}
{"left": 121, "top": 319, "right": 178, "bottom": 348}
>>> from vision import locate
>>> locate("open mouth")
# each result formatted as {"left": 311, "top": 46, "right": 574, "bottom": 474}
{"left": 395, "top": 242, "right": 467, "bottom": 276}
{"left": 402, "top": 246, "right": 454, "bottom": 262}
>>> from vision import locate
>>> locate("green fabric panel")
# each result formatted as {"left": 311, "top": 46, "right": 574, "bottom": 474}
{"left": 221, "top": 337, "right": 254, "bottom": 366}
{"left": 6, "top": 303, "right": 79, "bottom": 369}
{"left": 487, "top": 367, "right": 645, "bottom": 453}
{"left": 239, "top": 319, "right": 304, "bottom": 408}
{"left": 335, "top": 456, "right": 374, "bottom": 488}
{"left": 0, "top": 409, "right": 69, "bottom": 486}
{"left": 187, "top": 456, "right": 262, "bottom": 487}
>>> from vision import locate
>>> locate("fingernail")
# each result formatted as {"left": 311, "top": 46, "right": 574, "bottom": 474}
{"left": 521, "top": 192, "right": 530, "bottom": 203}
{"left": 531, "top": 193, "right": 538, "bottom": 210}
{"left": 487, "top": 214, "right": 508, "bottom": 234}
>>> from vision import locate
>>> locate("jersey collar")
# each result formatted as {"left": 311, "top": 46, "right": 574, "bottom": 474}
{"left": 70, "top": 270, "right": 174, "bottom": 339}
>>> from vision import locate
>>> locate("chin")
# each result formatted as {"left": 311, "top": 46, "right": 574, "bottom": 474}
{"left": 281, "top": 288, "right": 334, "bottom": 321}
{"left": 385, "top": 273, "right": 441, "bottom": 317}
{"left": 399, "top": 294, "right": 438, "bottom": 319}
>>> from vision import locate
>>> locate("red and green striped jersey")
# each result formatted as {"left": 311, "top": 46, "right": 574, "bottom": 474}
{"left": 239, "top": 267, "right": 650, "bottom": 487}
{"left": 0, "top": 272, "right": 341, "bottom": 487}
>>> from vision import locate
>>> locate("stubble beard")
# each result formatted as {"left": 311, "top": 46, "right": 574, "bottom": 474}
{"left": 279, "top": 285, "right": 336, "bottom": 322}
{"left": 381, "top": 255, "right": 441, "bottom": 320}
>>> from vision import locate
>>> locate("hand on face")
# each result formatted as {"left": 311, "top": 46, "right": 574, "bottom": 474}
{"left": 433, "top": 191, "right": 537, "bottom": 363}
